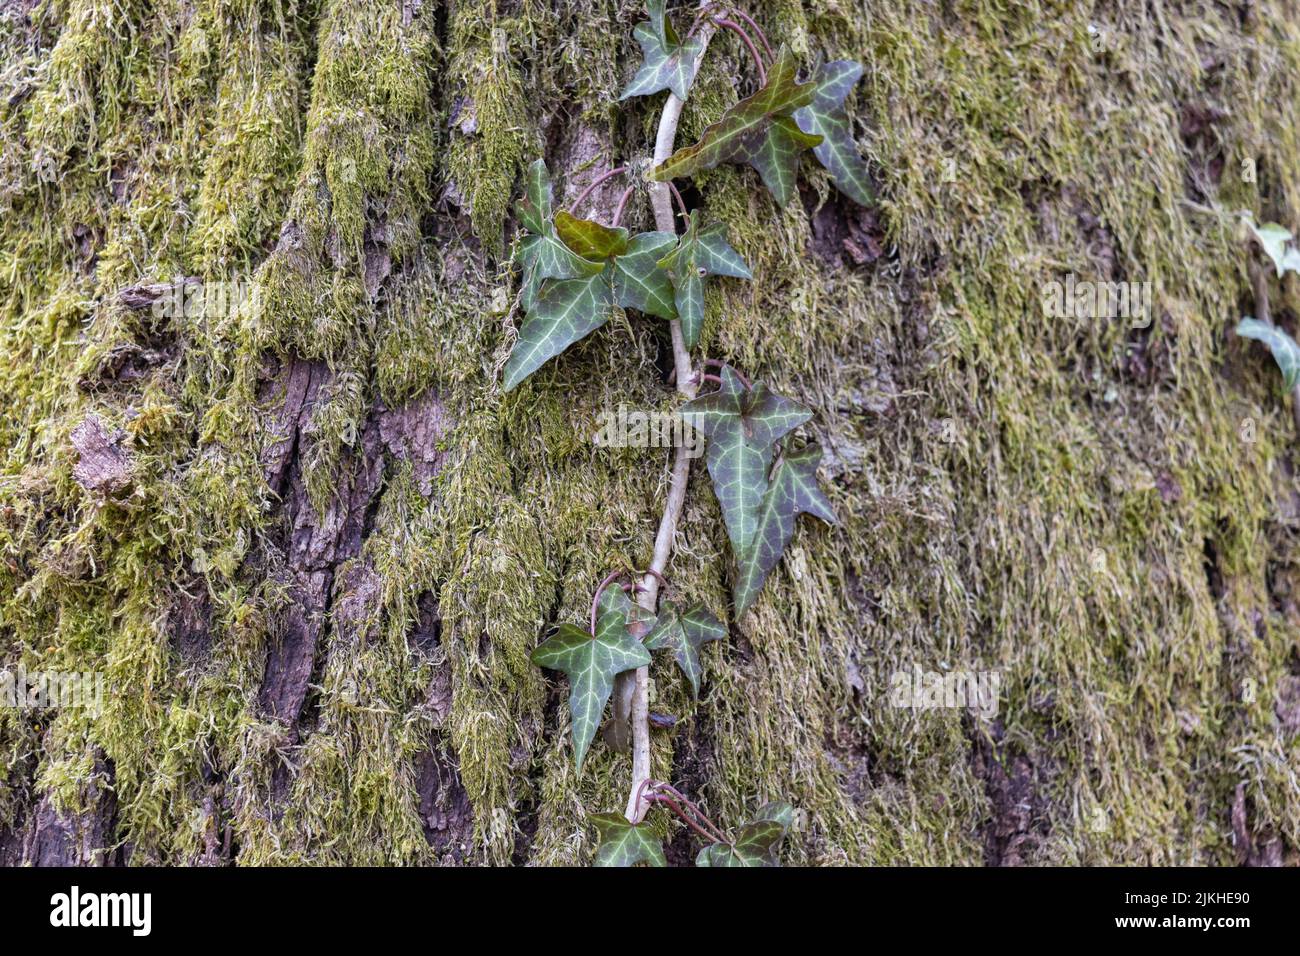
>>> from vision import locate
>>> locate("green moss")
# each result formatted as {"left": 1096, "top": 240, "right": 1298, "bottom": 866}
{"left": 2, "top": 0, "right": 1299, "bottom": 866}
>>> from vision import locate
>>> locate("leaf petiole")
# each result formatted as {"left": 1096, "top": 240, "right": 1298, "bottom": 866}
{"left": 725, "top": 7, "right": 773, "bottom": 62}
{"left": 569, "top": 166, "right": 631, "bottom": 216}
{"left": 647, "top": 781, "right": 730, "bottom": 843}
{"left": 612, "top": 185, "right": 637, "bottom": 227}
{"left": 711, "top": 16, "right": 766, "bottom": 85}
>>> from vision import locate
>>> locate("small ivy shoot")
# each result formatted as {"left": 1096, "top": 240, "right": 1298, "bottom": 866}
{"left": 643, "top": 601, "right": 728, "bottom": 697}
{"left": 620, "top": 0, "right": 704, "bottom": 102}
{"left": 1245, "top": 214, "right": 1300, "bottom": 278}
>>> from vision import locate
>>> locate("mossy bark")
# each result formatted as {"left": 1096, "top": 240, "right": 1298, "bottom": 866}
{"left": 1, "top": 0, "right": 1298, "bottom": 865}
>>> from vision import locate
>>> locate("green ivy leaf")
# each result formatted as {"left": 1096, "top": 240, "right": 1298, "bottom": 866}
{"left": 1237, "top": 317, "right": 1300, "bottom": 390}
{"left": 657, "top": 210, "right": 751, "bottom": 347}
{"left": 620, "top": 0, "right": 704, "bottom": 102}
{"left": 516, "top": 161, "right": 604, "bottom": 312}
{"left": 596, "top": 583, "right": 657, "bottom": 638}
{"left": 792, "top": 60, "right": 874, "bottom": 207}
{"left": 530, "top": 612, "right": 651, "bottom": 769}
{"left": 1247, "top": 218, "right": 1295, "bottom": 278}
{"left": 555, "top": 211, "right": 630, "bottom": 261}
{"left": 591, "top": 812, "right": 667, "bottom": 866}
{"left": 694, "top": 820, "right": 787, "bottom": 867}
{"left": 504, "top": 269, "right": 614, "bottom": 391}
{"left": 612, "top": 231, "right": 679, "bottom": 320}
{"left": 681, "top": 367, "right": 812, "bottom": 555}
{"left": 643, "top": 601, "right": 727, "bottom": 696}
{"left": 651, "top": 46, "right": 822, "bottom": 205}
{"left": 506, "top": 224, "right": 680, "bottom": 389}
{"left": 734, "top": 443, "right": 836, "bottom": 613}
{"left": 753, "top": 800, "right": 795, "bottom": 831}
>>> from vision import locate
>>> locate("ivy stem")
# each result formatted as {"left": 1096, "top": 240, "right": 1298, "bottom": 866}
{"left": 698, "top": 372, "right": 723, "bottom": 386}
{"left": 726, "top": 7, "right": 773, "bottom": 62}
{"left": 712, "top": 17, "right": 766, "bottom": 86}
{"left": 612, "top": 185, "right": 636, "bottom": 227}
{"left": 591, "top": 569, "right": 627, "bottom": 635}
{"left": 624, "top": 7, "right": 717, "bottom": 826}
{"left": 569, "top": 166, "right": 629, "bottom": 215}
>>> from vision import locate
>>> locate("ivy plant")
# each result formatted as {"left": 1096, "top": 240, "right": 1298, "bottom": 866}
{"left": 1237, "top": 213, "right": 1300, "bottom": 392}
{"left": 513, "top": 2, "right": 874, "bottom": 866}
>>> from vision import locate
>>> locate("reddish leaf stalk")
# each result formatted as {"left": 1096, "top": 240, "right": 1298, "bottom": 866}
{"left": 712, "top": 17, "right": 766, "bottom": 86}
{"left": 612, "top": 185, "right": 637, "bottom": 227}
{"left": 570, "top": 166, "right": 630, "bottom": 214}
{"left": 647, "top": 781, "right": 728, "bottom": 844}
{"left": 726, "top": 7, "right": 773, "bottom": 61}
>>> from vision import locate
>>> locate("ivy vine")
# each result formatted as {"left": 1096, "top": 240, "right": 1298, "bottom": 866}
{"left": 510, "top": 1, "right": 874, "bottom": 866}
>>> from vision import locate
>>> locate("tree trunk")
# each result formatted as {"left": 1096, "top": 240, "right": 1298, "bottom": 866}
{"left": 1, "top": 0, "right": 1298, "bottom": 865}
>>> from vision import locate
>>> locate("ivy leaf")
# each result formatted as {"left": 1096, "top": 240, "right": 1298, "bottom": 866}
{"left": 643, "top": 602, "right": 727, "bottom": 696}
{"left": 530, "top": 612, "right": 651, "bottom": 769}
{"left": 1237, "top": 317, "right": 1300, "bottom": 390}
{"left": 596, "top": 583, "right": 657, "bottom": 638}
{"left": 651, "top": 46, "right": 822, "bottom": 205}
{"left": 695, "top": 820, "right": 787, "bottom": 867}
{"left": 1247, "top": 218, "right": 1294, "bottom": 278}
{"left": 734, "top": 443, "right": 836, "bottom": 613}
{"left": 792, "top": 60, "right": 875, "bottom": 207}
{"left": 591, "top": 812, "right": 667, "bottom": 867}
{"left": 555, "top": 211, "right": 630, "bottom": 261}
{"left": 612, "top": 231, "right": 679, "bottom": 320}
{"left": 506, "top": 225, "right": 680, "bottom": 389}
{"left": 504, "top": 269, "right": 614, "bottom": 391}
{"left": 695, "top": 800, "right": 796, "bottom": 866}
{"left": 733, "top": 115, "right": 823, "bottom": 206}
{"left": 657, "top": 210, "right": 751, "bottom": 347}
{"left": 681, "top": 367, "right": 812, "bottom": 555}
{"left": 620, "top": 0, "right": 704, "bottom": 102}
{"left": 516, "top": 162, "right": 604, "bottom": 312}
{"left": 753, "top": 800, "right": 795, "bottom": 830}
